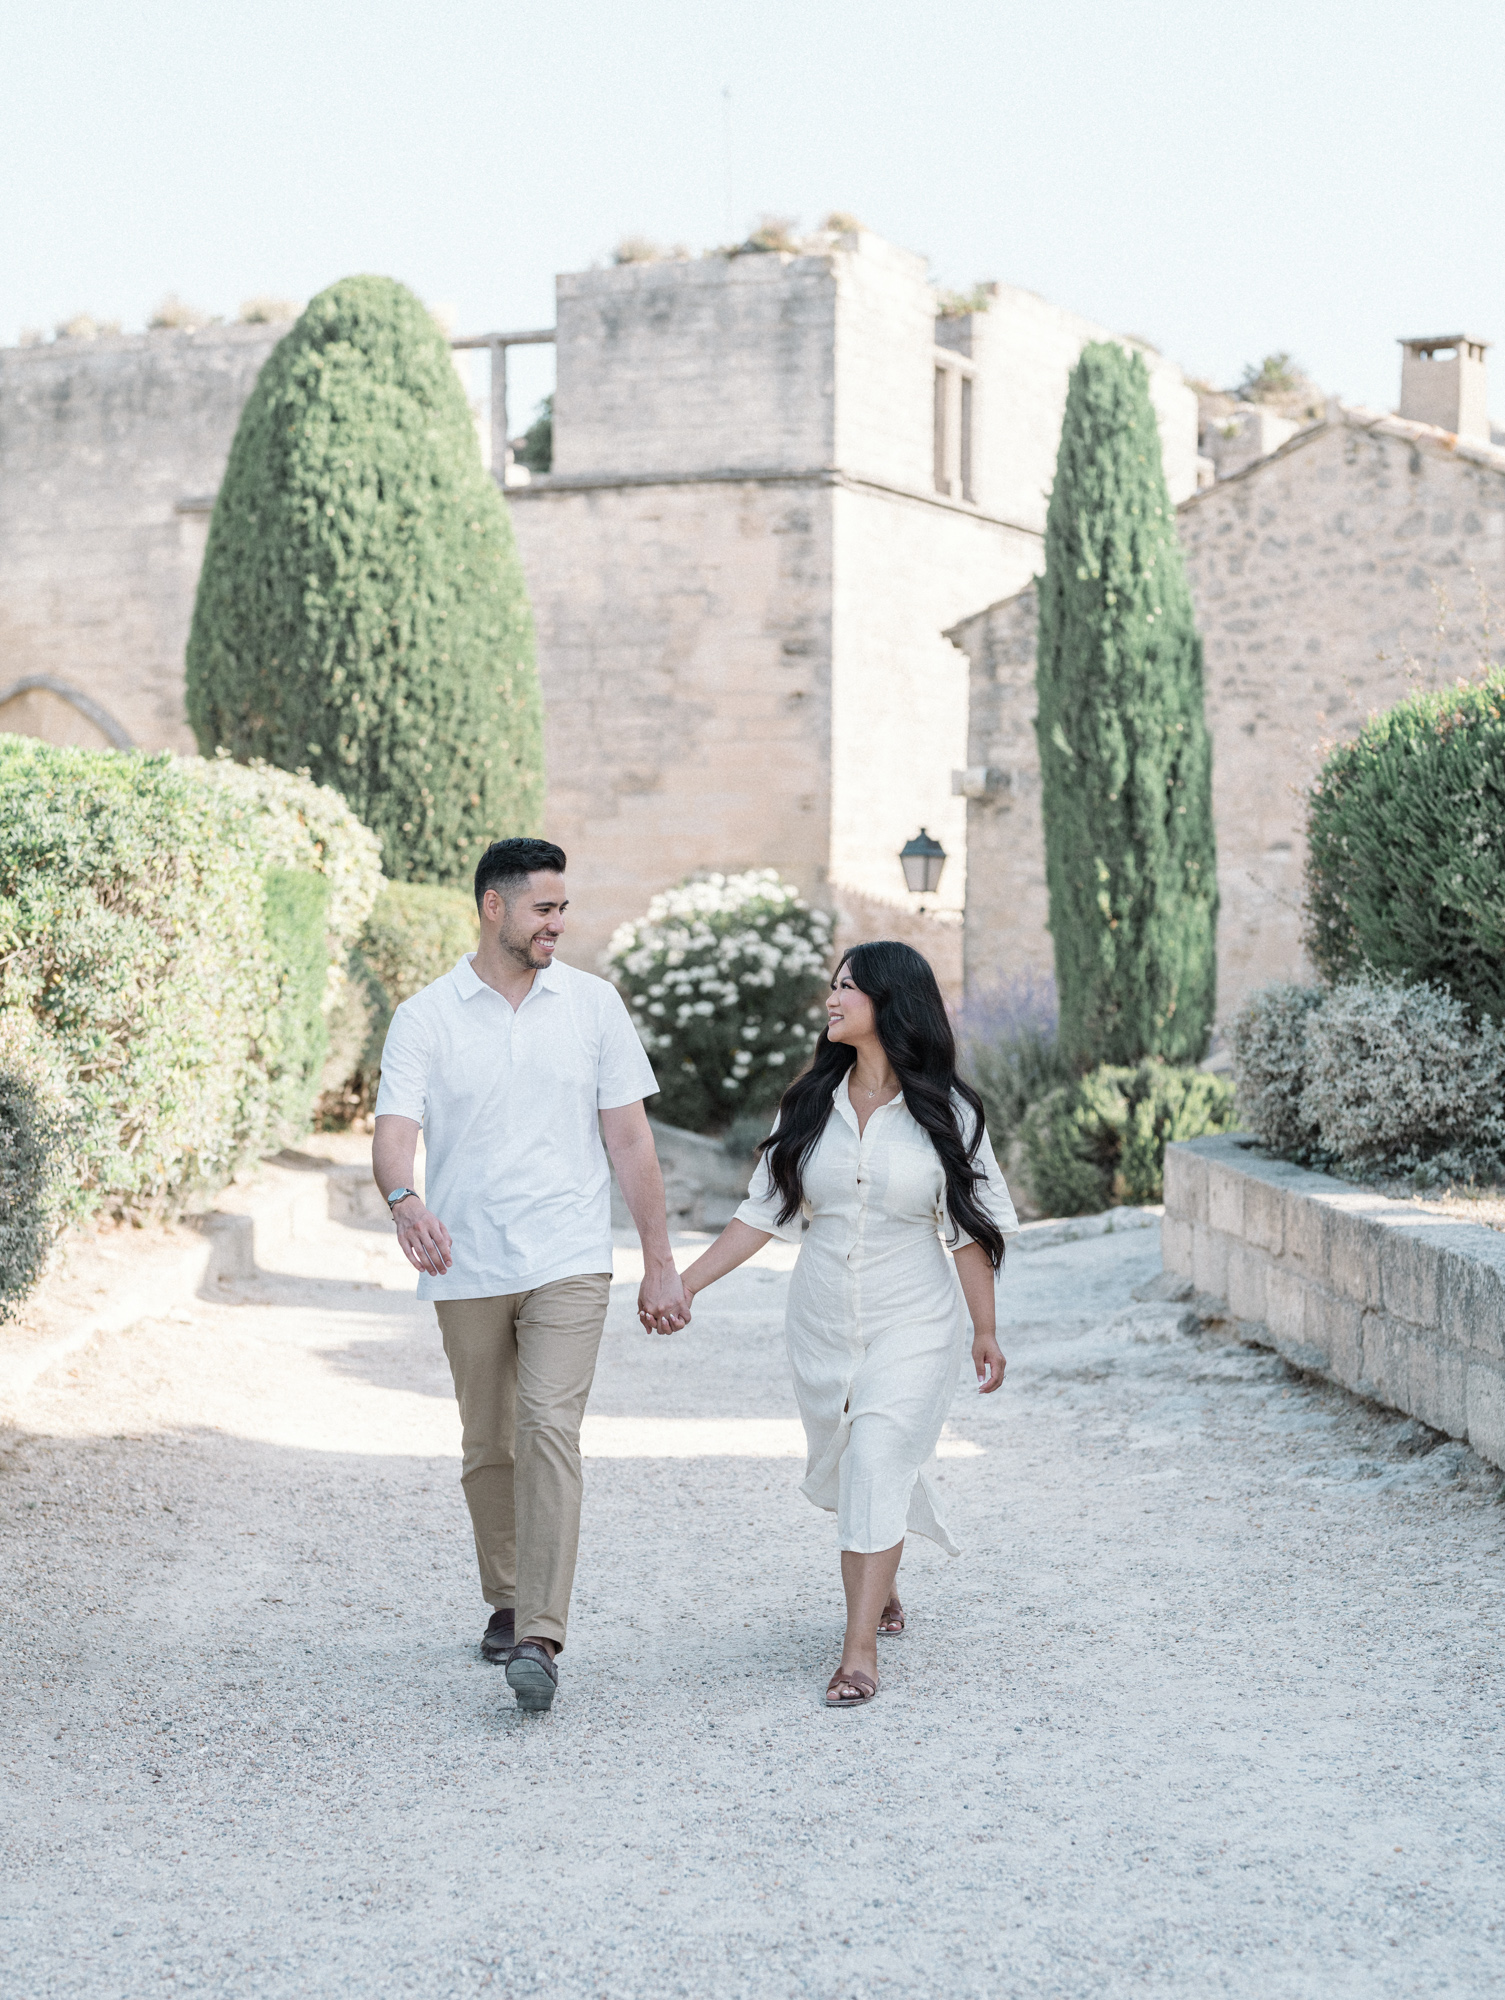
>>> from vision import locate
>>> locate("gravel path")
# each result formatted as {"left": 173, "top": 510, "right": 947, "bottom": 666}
{"left": 2, "top": 1188, "right": 1503, "bottom": 1999}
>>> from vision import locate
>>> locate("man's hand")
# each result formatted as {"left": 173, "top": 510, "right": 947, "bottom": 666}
{"left": 393, "top": 1197, "right": 453, "bottom": 1278}
{"left": 638, "top": 1261, "right": 691, "bottom": 1336}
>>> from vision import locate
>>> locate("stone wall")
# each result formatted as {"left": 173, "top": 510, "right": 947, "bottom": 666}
{"left": 0, "top": 324, "right": 287, "bottom": 751}
{"left": 956, "top": 409, "right": 1505, "bottom": 1017}
{"left": 0, "top": 235, "right": 1199, "bottom": 997}
{"left": 828, "top": 482, "right": 1036, "bottom": 924}
{"left": 511, "top": 474, "right": 835, "bottom": 971}
{"left": 519, "top": 237, "right": 1196, "bottom": 974}
{"left": 552, "top": 253, "right": 837, "bottom": 481}
{"left": 965, "top": 290, "right": 1200, "bottom": 532}
{"left": 1163, "top": 1132, "right": 1505, "bottom": 1470}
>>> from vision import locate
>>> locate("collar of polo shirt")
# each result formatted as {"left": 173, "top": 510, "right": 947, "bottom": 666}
{"left": 449, "top": 953, "right": 565, "bottom": 1001}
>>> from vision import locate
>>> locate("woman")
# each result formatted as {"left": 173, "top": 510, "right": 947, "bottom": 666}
{"left": 675, "top": 940, "right": 1016, "bottom": 1707}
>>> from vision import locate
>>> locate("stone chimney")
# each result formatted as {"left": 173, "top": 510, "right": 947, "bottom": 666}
{"left": 1397, "top": 333, "right": 1489, "bottom": 440}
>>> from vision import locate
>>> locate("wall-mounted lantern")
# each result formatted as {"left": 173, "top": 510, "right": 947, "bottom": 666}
{"left": 899, "top": 827, "right": 947, "bottom": 898}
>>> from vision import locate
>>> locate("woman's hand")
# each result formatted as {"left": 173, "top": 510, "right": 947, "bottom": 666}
{"left": 677, "top": 1219, "right": 774, "bottom": 1307}
{"left": 972, "top": 1330, "right": 1007, "bottom": 1394}
{"left": 954, "top": 1242, "right": 1005, "bottom": 1392}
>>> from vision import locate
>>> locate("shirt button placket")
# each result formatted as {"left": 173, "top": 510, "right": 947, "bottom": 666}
{"left": 852, "top": 1122, "right": 870, "bottom": 1347}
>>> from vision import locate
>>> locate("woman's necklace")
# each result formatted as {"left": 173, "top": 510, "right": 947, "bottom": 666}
{"left": 853, "top": 1070, "right": 891, "bottom": 1100}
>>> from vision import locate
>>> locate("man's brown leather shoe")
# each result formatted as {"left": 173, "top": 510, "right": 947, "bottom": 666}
{"left": 480, "top": 1608, "right": 515, "bottom": 1662}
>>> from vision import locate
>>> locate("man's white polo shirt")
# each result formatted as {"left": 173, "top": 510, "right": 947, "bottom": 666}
{"left": 373, "top": 954, "right": 658, "bottom": 1302}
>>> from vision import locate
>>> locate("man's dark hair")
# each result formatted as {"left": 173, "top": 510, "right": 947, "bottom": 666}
{"left": 474, "top": 838, "right": 567, "bottom": 914}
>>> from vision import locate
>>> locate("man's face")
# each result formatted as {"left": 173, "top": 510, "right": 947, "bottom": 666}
{"left": 487, "top": 870, "right": 568, "bottom": 969}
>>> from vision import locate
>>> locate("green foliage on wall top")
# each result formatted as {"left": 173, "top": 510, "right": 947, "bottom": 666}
{"left": 1035, "top": 342, "right": 1218, "bottom": 1069}
{"left": 185, "top": 274, "right": 544, "bottom": 886}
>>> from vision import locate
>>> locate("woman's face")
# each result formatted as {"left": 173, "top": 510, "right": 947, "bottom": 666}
{"left": 825, "top": 962, "right": 877, "bottom": 1045}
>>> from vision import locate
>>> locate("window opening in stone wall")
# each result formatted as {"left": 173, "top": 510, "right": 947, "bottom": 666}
{"left": 933, "top": 368, "right": 950, "bottom": 495}
{"left": 959, "top": 376, "right": 974, "bottom": 502}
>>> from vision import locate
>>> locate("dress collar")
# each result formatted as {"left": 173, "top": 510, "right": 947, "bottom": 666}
{"left": 832, "top": 1070, "right": 903, "bottom": 1132}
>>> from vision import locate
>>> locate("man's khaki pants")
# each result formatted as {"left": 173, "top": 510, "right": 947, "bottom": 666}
{"left": 435, "top": 1273, "right": 612, "bottom": 1653}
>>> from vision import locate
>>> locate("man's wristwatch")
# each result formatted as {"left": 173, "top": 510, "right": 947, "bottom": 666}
{"left": 385, "top": 1187, "right": 418, "bottom": 1216}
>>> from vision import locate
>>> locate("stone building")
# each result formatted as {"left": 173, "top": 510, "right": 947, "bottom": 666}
{"left": 0, "top": 323, "right": 285, "bottom": 750}
{"left": 951, "top": 335, "right": 1505, "bottom": 1023}
{"left": 0, "top": 229, "right": 1196, "bottom": 983}
{"left": 507, "top": 228, "right": 1197, "bottom": 971}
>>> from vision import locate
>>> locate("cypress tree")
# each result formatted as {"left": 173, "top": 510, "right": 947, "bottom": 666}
{"left": 1034, "top": 342, "right": 1217, "bottom": 1068}
{"left": 186, "top": 276, "right": 544, "bottom": 883}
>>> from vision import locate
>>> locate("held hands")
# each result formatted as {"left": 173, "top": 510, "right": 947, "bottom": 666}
{"left": 638, "top": 1261, "right": 693, "bottom": 1337}
{"left": 973, "top": 1331, "right": 1007, "bottom": 1394}
{"left": 393, "top": 1196, "right": 454, "bottom": 1278}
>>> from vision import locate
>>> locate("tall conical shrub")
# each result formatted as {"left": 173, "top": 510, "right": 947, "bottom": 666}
{"left": 186, "top": 276, "right": 544, "bottom": 884}
{"left": 1035, "top": 342, "right": 1217, "bottom": 1068}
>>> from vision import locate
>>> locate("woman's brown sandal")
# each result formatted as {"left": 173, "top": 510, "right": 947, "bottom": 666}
{"left": 876, "top": 1596, "right": 906, "bottom": 1637}
{"left": 825, "top": 1667, "right": 878, "bottom": 1707}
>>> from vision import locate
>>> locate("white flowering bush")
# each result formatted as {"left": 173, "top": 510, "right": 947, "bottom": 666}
{"left": 606, "top": 870, "right": 834, "bottom": 1132}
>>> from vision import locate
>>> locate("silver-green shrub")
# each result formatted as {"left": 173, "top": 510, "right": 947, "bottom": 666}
{"left": 1300, "top": 975, "right": 1505, "bottom": 1177}
{"left": 1226, "top": 982, "right": 1325, "bottom": 1156}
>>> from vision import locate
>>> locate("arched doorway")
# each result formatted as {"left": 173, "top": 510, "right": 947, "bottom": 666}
{"left": 0, "top": 676, "right": 132, "bottom": 751}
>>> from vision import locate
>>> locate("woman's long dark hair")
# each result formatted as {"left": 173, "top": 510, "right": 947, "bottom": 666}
{"left": 761, "top": 940, "right": 1006, "bottom": 1270}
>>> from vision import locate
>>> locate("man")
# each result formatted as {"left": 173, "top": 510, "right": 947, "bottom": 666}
{"left": 371, "top": 837, "right": 691, "bottom": 1713}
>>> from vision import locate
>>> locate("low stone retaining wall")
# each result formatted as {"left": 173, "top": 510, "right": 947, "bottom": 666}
{"left": 1163, "top": 1132, "right": 1505, "bottom": 1470}
{"left": 0, "top": 1150, "right": 359, "bottom": 1403}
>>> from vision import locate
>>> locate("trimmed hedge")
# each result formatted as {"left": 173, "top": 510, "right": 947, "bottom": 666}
{"left": 1021, "top": 1060, "right": 1238, "bottom": 1215}
{"left": 190, "top": 751, "right": 383, "bottom": 975}
{"left": 1, "top": 743, "right": 280, "bottom": 1215}
{"left": 0, "top": 744, "right": 381, "bottom": 1296}
{"left": 320, "top": 882, "right": 478, "bottom": 1122}
{"left": 263, "top": 868, "right": 332, "bottom": 1138}
{"left": 1035, "top": 342, "right": 1218, "bottom": 1068}
{"left": 185, "top": 275, "right": 545, "bottom": 886}
{"left": 1305, "top": 670, "right": 1505, "bottom": 1021}
{"left": 0, "top": 1018, "right": 75, "bottom": 1321}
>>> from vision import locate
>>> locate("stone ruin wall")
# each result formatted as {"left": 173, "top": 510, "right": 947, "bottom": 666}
{"left": 0, "top": 235, "right": 1200, "bottom": 989}
{"left": 0, "top": 324, "right": 286, "bottom": 751}
{"left": 957, "top": 415, "right": 1505, "bottom": 1024}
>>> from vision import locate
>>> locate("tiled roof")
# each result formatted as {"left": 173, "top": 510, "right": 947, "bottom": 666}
{"left": 945, "top": 401, "right": 1505, "bottom": 640}
{"left": 1181, "top": 401, "right": 1505, "bottom": 505}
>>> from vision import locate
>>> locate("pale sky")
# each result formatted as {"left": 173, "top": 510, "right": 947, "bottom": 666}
{"left": 3, "top": 0, "right": 1502, "bottom": 423}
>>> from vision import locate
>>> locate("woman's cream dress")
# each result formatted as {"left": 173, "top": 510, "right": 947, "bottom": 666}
{"left": 735, "top": 1076, "right": 1018, "bottom": 1555}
